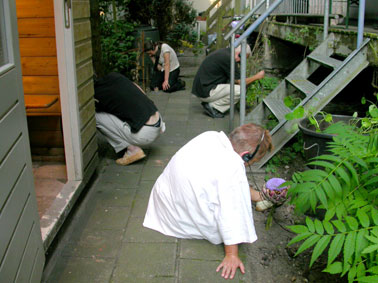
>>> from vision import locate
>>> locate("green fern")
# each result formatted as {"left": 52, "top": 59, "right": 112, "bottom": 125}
{"left": 287, "top": 118, "right": 378, "bottom": 282}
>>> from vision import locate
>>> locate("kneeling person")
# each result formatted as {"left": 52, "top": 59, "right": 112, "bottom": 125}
{"left": 94, "top": 72, "right": 165, "bottom": 165}
{"left": 143, "top": 123, "right": 273, "bottom": 279}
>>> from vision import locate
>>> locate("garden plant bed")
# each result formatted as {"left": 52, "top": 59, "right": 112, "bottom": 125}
{"left": 246, "top": 153, "right": 347, "bottom": 283}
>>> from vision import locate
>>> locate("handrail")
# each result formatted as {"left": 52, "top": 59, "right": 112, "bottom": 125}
{"left": 234, "top": 0, "right": 285, "bottom": 48}
{"left": 203, "top": 0, "right": 222, "bottom": 18}
{"left": 224, "top": 0, "right": 266, "bottom": 40}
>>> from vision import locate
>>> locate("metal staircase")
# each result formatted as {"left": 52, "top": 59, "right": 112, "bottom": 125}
{"left": 245, "top": 33, "right": 370, "bottom": 169}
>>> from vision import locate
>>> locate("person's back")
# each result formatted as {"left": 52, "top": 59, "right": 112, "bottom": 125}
{"left": 143, "top": 131, "right": 256, "bottom": 245}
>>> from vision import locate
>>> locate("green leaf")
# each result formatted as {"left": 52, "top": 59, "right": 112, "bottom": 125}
{"left": 287, "top": 225, "right": 309, "bottom": 234}
{"left": 306, "top": 217, "right": 315, "bottom": 233}
{"left": 310, "top": 235, "right": 331, "bottom": 267}
{"left": 356, "top": 275, "right": 378, "bottom": 282}
{"left": 345, "top": 216, "right": 359, "bottom": 230}
{"left": 335, "top": 167, "right": 350, "bottom": 187}
{"left": 355, "top": 230, "right": 368, "bottom": 262}
{"left": 307, "top": 160, "right": 335, "bottom": 170}
{"left": 323, "top": 220, "right": 334, "bottom": 235}
{"left": 295, "top": 234, "right": 321, "bottom": 256}
{"left": 328, "top": 174, "right": 342, "bottom": 197}
{"left": 343, "top": 160, "right": 359, "bottom": 185}
{"left": 328, "top": 234, "right": 345, "bottom": 265}
{"left": 356, "top": 210, "right": 370, "bottom": 228}
{"left": 366, "top": 266, "right": 378, "bottom": 274}
{"left": 310, "top": 191, "right": 317, "bottom": 212}
{"left": 332, "top": 220, "right": 347, "bottom": 232}
{"left": 371, "top": 209, "right": 378, "bottom": 225}
{"left": 361, "top": 244, "right": 378, "bottom": 254}
{"left": 336, "top": 203, "right": 347, "bottom": 219}
{"left": 348, "top": 265, "right": 357, "bottom": 282}
{"left": 344, "top": 231, "right": 356, "bottom": 266}
{"left": 323, "top": 261, "right": 342, "bottom": 274}
{"left": 315, "top": 187, "right": 328, "bottom": 209}
{"left": 365, "top": 235, "right": 378, "bottom": 244}
{"left": 364, "top": 176, "right": 378, "bottom": 187}
{"left": 287, "top": 232, "right": 312, "bottom": 246}
{"left": 314, "top": 218, "right": 324, "bottom": 235}
{"left": 325, "top": 207, "right": 336, "bottom": 222}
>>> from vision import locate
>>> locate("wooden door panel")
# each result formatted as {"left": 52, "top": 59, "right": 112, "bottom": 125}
{"left": 0, "top": 165, "right": 30, "bottom": 263}
{"left": 0, "top": 105, "right": 22, "bottom": 162}
{"left": 0, "top": 135, "right": 25, "bottom": 210}
{"left": 0, "top": 70, "right": 18, "bottom": 118}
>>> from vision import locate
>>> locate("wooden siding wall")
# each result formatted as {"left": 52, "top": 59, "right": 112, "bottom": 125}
{"left": 73, "top": 0, "right": 99, "bottom": 175}
{"left": 16, "top": 0, "right": 64, "bottom": 160}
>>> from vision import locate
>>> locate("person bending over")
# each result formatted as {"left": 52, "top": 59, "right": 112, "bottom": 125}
{"left": 143, "top": 123, "right": 274, "bottom": 279}
{"left": 144, "top": 40, "right": 185, "bottom": 93}
{"left": 94, "top": 72, "right": 165, "bottom": 165}
{"left": 192, "top": 45, "right": 265, "bottom": 118}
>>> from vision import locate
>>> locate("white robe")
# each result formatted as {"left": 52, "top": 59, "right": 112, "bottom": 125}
{"left": 143, "top": 131, "right": 257, "bottom": 245}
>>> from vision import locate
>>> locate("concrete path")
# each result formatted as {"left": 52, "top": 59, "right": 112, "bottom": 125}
{"left": 42, "top": 50, "right": 300, "bottom": 283}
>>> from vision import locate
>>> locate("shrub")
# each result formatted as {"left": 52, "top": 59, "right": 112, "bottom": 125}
{"left": 287, "top": 100, "right": 378, "bottom": 282}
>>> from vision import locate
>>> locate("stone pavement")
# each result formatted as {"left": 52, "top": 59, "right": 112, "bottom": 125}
{"left": 42, "top": 51, "right": 268, "bottom": 283}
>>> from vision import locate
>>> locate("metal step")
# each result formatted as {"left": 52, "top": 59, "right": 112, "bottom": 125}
{"left": 244, "top": 33, "right": 370, "bottom": 169}
{"left": 286, "top": 76, "right": 317, "bottom": 96}
{"left": 263, "top": 95, "right": 291, "bottom": 121}
{"left": 307, "top": 53, "right": 342, "bottom": 69}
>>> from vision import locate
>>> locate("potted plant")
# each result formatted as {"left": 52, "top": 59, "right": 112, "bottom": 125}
{"left": 284, "top": 99, "right": 378, "bottom": 282}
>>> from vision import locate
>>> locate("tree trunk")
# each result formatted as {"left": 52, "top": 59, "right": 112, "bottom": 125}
{"left": 89, "top": 0, "right": 105, "bottom": 78}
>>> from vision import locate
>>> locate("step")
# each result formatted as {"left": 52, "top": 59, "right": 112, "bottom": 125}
{"left": 286, "top": 76, "right": 317, "bottom": 96}
{"left": 307, "top": 54, "right": 342, "bottom": 69}
{"left": 263, "top": 95, "right": 291, "bottom": 121}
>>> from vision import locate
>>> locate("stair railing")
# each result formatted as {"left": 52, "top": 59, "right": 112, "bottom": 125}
{"left": 227, "top": 0, "right": 286, "bottom": 131}
{"left": 224, "top": 0, "right": 266, "bottom": 131}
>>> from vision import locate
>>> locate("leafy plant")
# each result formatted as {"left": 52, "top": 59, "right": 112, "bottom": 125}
{"left": 286, "top": 100, "right": 378, "bottom": 282}
{"left": 246, "top": 77, "right": 279, "bottom": 109}
{"left": 100, "top": 19, "right": 138, "bottom": 77}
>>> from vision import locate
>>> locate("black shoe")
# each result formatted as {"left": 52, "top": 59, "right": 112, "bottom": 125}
{"left": 201, "top": 102, "right": 225, "bottom": 118}
{"left": 178, "top": 79, "right": 186, "bottom": 90}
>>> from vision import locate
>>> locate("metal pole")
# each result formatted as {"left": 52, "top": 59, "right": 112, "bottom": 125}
{"left": 323, "top": 0, "right": 329, "bottom": 41}
{"left": 357, "top": 0, "right": 366, "bottom": 48}
{"left": 224, "top": 0, "right": 266, "bottom": 40}
{"left": 240, "top": 39, "right": 247, "bottom": 126}
{"left": 234, "top": 0, "right": 284, "bottom": 47}
{"left": 229, "top": 33, "right": 236, "bottom": 132}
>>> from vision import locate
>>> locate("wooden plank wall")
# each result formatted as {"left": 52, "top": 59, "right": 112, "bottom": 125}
{"left": 73, "top": 0, "right": 99, "bottom": 174}
{"left": 16, "top": 0, "right": 60, "bottom": 116}
{"left": 16, "top": 0, "right": 64, "bottom": 160}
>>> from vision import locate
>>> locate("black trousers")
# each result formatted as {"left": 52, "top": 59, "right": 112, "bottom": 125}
{"left": 150, "top": 67, "right": 184, "bottom": 93}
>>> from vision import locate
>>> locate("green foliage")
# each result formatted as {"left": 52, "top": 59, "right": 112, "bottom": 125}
{"left": 287, "top": 99, "right": 378, "bottom": 281}
{"left": 100, "top": 19, "right": 137, "bottom": 77}
{"left": 246, "top": 77, "right": 279, "bottom": 109}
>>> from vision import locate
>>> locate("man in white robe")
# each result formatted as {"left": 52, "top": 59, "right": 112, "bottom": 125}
{"left": 143, "top": 123, "right": 273, "bottom": 279}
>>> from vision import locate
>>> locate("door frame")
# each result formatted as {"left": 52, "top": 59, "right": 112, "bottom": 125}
{"left": 53, "top": 0, "right": 83, "bottom": 181}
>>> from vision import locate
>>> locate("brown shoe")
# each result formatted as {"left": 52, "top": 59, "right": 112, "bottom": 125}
{"left": 116, "top": 150, "right": 146, "bottom": 166}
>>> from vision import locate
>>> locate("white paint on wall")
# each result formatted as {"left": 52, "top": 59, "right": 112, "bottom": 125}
{"left": 188, "top": 0, "right": 212, "bottom": 14}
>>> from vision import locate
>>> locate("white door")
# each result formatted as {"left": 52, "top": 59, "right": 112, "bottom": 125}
{"left": 0, "top": 0, "right": 45, "bottom": 281}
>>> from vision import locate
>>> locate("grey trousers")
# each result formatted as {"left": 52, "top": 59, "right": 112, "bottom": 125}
{"left": 95, "top": 112, "right": 166, "bottom": 153}
{"left": 200, "top": 84, "right": 241, "bottom": 113}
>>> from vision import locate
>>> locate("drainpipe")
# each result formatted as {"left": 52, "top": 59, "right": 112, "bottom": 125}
{"left": 240, "top": 39, "right": 247, "bottom": 126}
{"left": 229, "top": 33, "right": 236, "bottom": 132}
{"left": 357, "top": 0, "right": 366, "bottom": 48}
{"left": 323, "top": 0, "right": 329, "bottom": 41}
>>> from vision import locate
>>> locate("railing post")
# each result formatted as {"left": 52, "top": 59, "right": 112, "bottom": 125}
{"left": 229, "top": 33, "right": 236, "bottom": 132}
{"left": 357, "top": 0, "right": 366, "bottom": 48}
{"left": 323, "top": 0, "right": 329, "bottom": 41}
{"left": 240, "top": 39, "right": 247, "bottom": 126}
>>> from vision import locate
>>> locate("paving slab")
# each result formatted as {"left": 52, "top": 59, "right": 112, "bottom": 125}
{"left": 111, "top": 243, "right": 177, "bottom": 282}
